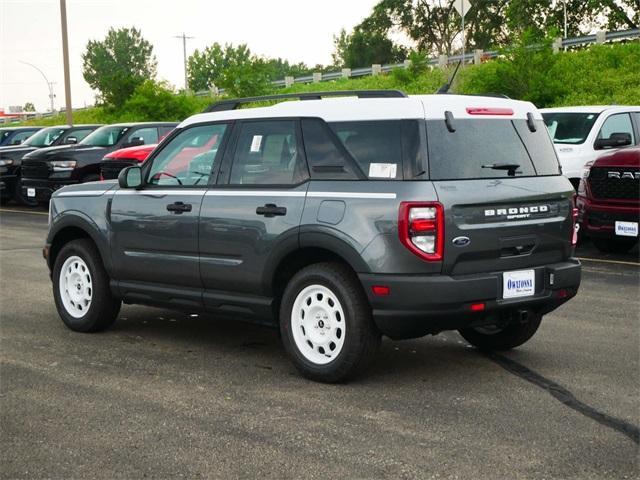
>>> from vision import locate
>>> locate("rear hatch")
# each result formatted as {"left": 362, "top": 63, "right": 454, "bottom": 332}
{"left": 425, "top": 114, "right": 575, "bottom": 276}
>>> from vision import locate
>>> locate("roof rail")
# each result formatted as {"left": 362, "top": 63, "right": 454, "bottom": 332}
{"left": 204, "top": 90, "right": 408, "bottom": 112}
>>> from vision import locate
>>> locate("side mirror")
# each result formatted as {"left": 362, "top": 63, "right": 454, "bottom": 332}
{"left": 118, "top": 165, "right": 142, "bottom": 189}
{"left": 124, "top": 136, "right": 144, "bottom": 147}
{"left": 65, "top": 136, "right": 77, "bottom": 144}
{"left": 594, "top": 132, "right": 632, "bottom": 149}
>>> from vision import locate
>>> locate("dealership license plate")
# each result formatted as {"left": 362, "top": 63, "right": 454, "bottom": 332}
{"left": 503, "top": 270, "right": 535, "bottom": 299}
{"left": 615, "top": 221, "right": 638, "bottom": 237}
{"left": 27, "top": 188, "right": 35, "bottom": 198}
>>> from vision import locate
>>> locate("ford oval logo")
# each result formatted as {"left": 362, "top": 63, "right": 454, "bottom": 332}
{"left": 452, "top": 236, "right": 471, "bottom": 247}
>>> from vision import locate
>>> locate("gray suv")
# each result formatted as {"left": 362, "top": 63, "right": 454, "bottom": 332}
{"left": 44, "top": 91, "right": 581, "bottom": 382}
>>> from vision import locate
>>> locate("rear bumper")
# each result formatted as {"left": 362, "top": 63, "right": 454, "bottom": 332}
{"left": 576, "top": 195, "right": 639, "bottom": 239}
{"left": 359, "top": 259, "right": 581, "bottom": 339}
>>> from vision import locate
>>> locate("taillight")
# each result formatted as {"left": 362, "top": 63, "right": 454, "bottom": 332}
{"left": 571, "top": 195, "right": 579, "bottom": 246}
{"left": 398, "top": 202, "right": 444, "bottom": 261}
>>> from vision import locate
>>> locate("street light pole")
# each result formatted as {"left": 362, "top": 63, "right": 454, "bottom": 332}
{"left": 19, "top": 61, "right": 55, "bottom": 113}
{"left": 60, "top": 0, "right": 73, "bottom": 125}
{"left": 174, "top": 33, "right": 194, "bottom": 91}
{"left": 563, "top": 0, "right": 568, "bottom": 50}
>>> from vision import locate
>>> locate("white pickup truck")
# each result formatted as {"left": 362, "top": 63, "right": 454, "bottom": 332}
{"left": 541, "top": 106, "right": 640, "bottom": 189}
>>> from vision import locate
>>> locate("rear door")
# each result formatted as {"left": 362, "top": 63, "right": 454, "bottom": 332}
{"left": 425, "top": 115, "right": 575, "bottom": 277}
{"left": 198, "top": 119, "right": 308, "bottom": 317}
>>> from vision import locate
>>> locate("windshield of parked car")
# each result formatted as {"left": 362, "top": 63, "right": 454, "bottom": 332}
{"left": 542, "top": 112, "right": 600, "bottom": 144}
{"left": 24, "top": 127, "right": 66, "bottom": 147}
{"left": 80, "top": 126, "right": 129, "bottom": 147}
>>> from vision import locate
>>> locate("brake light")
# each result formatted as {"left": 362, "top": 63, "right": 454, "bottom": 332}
{"left": 398, "top": 202, "right": 444, "bottom": 261}
{"left": 466, "top": 107, "right": 514, "bottom": 116}
{"left": 571, "top": 195, "right": 579, "bottom": 246}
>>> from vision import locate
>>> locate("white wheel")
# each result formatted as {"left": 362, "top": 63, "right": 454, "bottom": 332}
{"left": 59, "top": 255, "right": 93, "bottom": 318}
{"left": 291, "top": 284, "right": 346, "bottom": 365}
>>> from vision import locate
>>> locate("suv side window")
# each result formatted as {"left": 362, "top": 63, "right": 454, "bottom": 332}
{"left": 126, "top": 127, "right": 159, "bottom": 145}
{"left": 597, "top": 113, "right": 635, "bottom": 146}
{"left": 301, "top": 118, "right": 361, "bottom": 180}
{"left": 328, "top": 121, "right": 404, "bottom": 179}
{"left": 230, "top": 120, "right": 307, "bottom": 185}
{"left": 147, "top": 124, "right": 228, "bottom": 186}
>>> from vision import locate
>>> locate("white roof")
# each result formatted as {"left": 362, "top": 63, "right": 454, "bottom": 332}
{"left": 540, "top": 105, "right": 640, "bottom": 114}
{"left": 179, "top": 94, "right": 542, "bottom": 128}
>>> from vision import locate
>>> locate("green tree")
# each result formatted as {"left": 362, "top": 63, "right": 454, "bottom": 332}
{"left": 332, "top": 26, "right": 407, "bottom": 67}
{"left": 187, "top": 43, "right": 253, "bottom": 92}
{"left": 82, "top": 27, "right": 157, "bottom": 107}
{"left": 23, "top": 102, "right": 35, "bottom": 112}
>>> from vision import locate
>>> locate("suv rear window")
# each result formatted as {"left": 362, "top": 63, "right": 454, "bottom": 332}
{"left": 426, "top": 119, "right": 560, "bottom": 180}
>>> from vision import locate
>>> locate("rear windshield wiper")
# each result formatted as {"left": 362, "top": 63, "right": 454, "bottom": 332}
{"left": 481, "top": 163, "right": 521, "bottom": 177}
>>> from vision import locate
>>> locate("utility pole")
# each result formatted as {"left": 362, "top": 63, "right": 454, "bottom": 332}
{"left": 562, "top": 0, "right": 568, "bottom": 51}
{"left": 60, "top": 0, "right": 73, "bottom": 125}
{"left": 174, "top": 33, "right": 194, "bottom": 91}
{"left": 19, "top": 61, "right": 56, "bottom": 113}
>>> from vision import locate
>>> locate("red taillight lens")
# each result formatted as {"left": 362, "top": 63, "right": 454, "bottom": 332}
{"left": 398, "top": 202, "right": 444, "bottom": 261}
{"left": 470, "top": 302, "right": 486, "bottom": 312}
{"left": 466, "top": 107, "right": 514, "bottom": 116}
{"left": 372, "top": 285, "right": 390, "bottom": 296}
{"left": 571, "top": 195, "right": 579, "bottom": 246}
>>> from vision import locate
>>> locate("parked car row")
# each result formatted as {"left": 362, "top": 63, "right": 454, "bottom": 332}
{"left": 0, "top": 122, "right": 175, "bottom": 205}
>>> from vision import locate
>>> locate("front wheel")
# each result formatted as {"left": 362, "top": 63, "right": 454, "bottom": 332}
{"left": 53, "top": 239, "right": 121, "bottom": 332}
{"left": 279, "top": 262, "right": 380, "bottom": 383}
{"left": 458, "top": 312, "right": 542, "bottom": 351}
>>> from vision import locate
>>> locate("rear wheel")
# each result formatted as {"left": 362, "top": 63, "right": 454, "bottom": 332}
{"left": 53, "top": 239, "right": 120, "bottom": 332}
{"left": 592, "top": 237, "right": 637, "bottom": 254}
{"left": 459, "top": 313, "right": 542, "bottom": 351}
{"left": 279, "top": 262, "right": 380, "bottom": 383}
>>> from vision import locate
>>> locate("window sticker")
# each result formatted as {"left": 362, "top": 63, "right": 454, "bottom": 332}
{"left": 369, "top": 163, "right": 397, "bottom": 178}
{"left": 250, "top": 135, "right": 263, "bottom": 152}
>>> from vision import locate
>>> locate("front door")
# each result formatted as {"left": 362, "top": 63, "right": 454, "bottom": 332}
{"left": 110, "top": 123, "right": 230, "bottom": 308}
{"left": 199, "top": 119, "right": 309, "bottom": 318}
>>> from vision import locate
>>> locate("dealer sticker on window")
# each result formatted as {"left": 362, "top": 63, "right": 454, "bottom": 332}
{"left": 503, "top": 269, "right": 535, "bottom": 299}
{"left": 615, "top": 221, "right": 638, "bottom": 237}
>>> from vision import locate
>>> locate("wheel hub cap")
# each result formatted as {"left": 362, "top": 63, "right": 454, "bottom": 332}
{"left": 59, "top": 255, "right": 92, "bottom": 319}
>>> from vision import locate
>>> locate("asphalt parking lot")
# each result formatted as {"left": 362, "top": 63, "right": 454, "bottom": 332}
{"left": 1, "top": 206, "right": 638, "bottom": 479}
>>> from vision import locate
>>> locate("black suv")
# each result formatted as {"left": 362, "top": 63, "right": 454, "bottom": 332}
{"left": 44, "top": 91, "right": 581, "bottom": 382}
{"left": 0, "top": 125, "right": 101, "bottom": 205}
{"left": 21, "top": 122, "right": 176, "bottom": 202}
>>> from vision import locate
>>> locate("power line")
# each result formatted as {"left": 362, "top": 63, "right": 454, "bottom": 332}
{"left": 173, "top": 33, "right": 194, "bottom": 91}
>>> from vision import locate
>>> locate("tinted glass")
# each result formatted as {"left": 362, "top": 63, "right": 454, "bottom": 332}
{"left": 0, "top": 130, "right": 11, "bottom": 143}
{"left": 10, "top": 131, "right": 34, "bottom": 144}
{"left": 80, "top": 126, "right": 129, "bottom": 146}
{"left": 230, "top": 121, "right": 306, "bottom": 185}
{"left": 329, "top": 121, "right": 403, "bottom": 179}
{"left": 148, "top": 124, "right": 228, "bottom": 186}
{"left": 513, "top": 120, "right": 561, "bottom": 176}
{"left": 69, "top": 129, "right": 94, "bottom": 142}
{"left": 597, "top": 113, "right": 635, "bottom": 144}
{"left": 25, "top": 127, "right": 65, "bottom": 147}
{"left": 426, "top": 119, "right": 538, "bottom": 180}
{"left": 301, "top": 118, "right": 359, "bottom": 180}
{"left": 542, "top": 112, "right": 599, "bottom": 144}
{"left": 126, "top": 127, "right": 158, "bottom": 145}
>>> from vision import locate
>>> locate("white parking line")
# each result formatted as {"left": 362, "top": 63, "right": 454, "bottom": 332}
{"left": 0, "top": 208, "right": 48, "bottom": 216}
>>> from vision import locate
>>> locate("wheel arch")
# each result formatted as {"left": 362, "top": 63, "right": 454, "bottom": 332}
{"left": 47, "top": 213, "right": 111, "bottom": 274}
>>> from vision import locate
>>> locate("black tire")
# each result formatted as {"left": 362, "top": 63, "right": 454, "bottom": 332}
{"left": 458, "top": 313, "right": 542, "bottom": 351}
{"left": 52, "top": 239, "right": 121, "bottom": 332}
{"left": 13, "top": 175, "right": 38, "bottom": 207}
{"left": 592, "top": 237, "right": 637, "bottom": 254}
{"left": 279, "top": 262, "right": 381, "bottom": 383}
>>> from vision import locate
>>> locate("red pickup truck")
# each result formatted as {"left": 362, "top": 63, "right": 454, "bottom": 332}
{"left": 577, "top": 147, "right": 639, "bottom": 253}
{"left": 99, "top": 144, "right": 157, "bottom": 180}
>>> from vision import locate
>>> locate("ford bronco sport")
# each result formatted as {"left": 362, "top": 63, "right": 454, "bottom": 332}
{"left": 44, "top": 91, "right": 581, "bottom": 382}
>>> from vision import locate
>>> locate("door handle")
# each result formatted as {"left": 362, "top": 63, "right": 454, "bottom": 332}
{"left": 166, "top": 201, "right": 192, "bottom": 214}
{"left": 256, "top": 203, "right": 287, "bottom": 217}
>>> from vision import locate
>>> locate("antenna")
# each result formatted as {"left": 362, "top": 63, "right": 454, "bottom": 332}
{"left": 436, "top": 61, "right": 462, "bottom": 94}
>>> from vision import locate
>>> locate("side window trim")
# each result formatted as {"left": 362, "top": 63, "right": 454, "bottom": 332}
{"left": 594, "top": 112, "right": 635, "bottom": 149}
{"left": 139, "top": 121, "right": 233, "bottom": 190}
